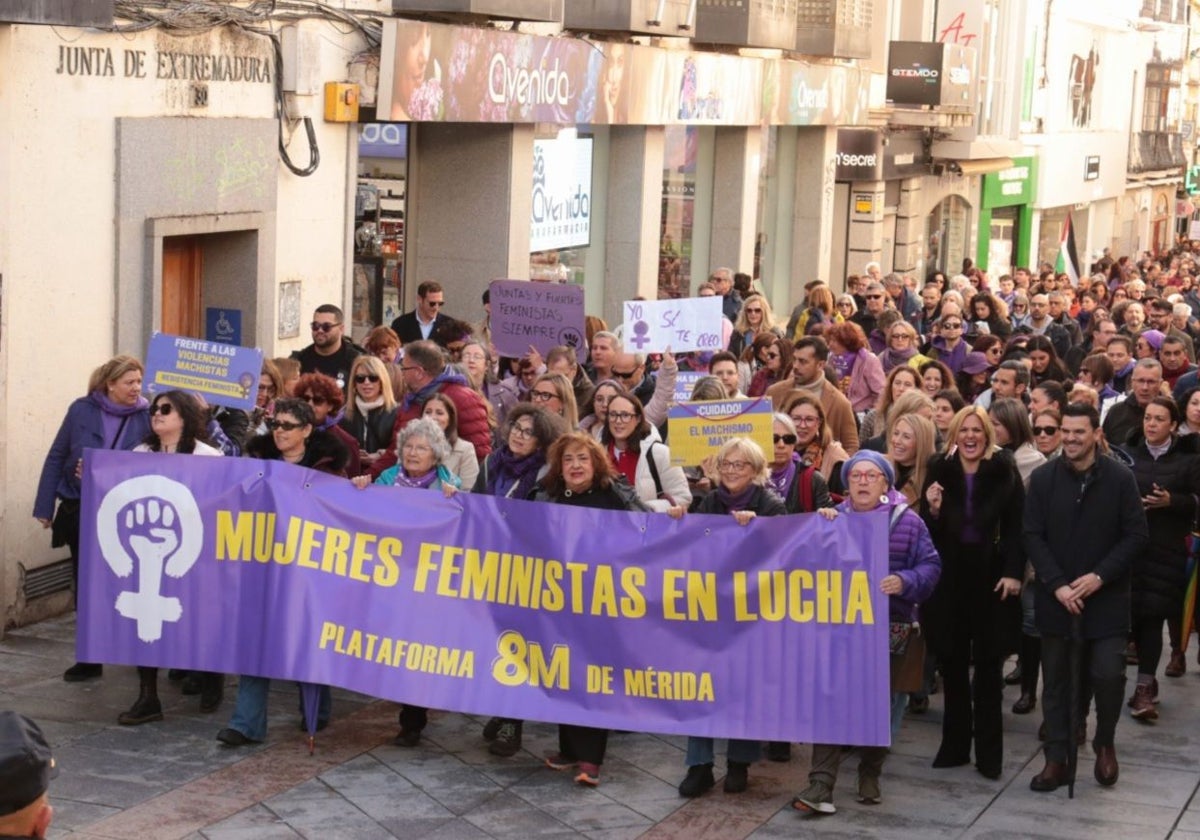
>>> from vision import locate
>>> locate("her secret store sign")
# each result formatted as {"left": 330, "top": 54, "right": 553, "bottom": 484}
{"left": 530, "top": 137, "right": 593, "bottom": 252}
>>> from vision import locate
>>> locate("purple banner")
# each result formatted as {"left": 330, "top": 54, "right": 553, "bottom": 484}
{"left": 78, "top": 451, "right": 890, "bottom": 745}
{"left": 144, "top": 332, "right": 263, "bottom": 411}
{"left": 489, "top": 280, "right": 587, "bottom": 363}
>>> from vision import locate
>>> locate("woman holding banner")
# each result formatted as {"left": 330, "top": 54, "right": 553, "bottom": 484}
{"left": 679, "top": 438, "right": 786, "bottom": 798}
{"left": 536, "top": 432, "right": 649, "bottom": 787}
{"left": 217, "top": 398, "right": 345, "bottom": 747}
{"left": 120, "top": 391, "right": 225, "bottom": 726}
{"left": 602, "top": 391, "right": 690, "bottom": 515}
{"left": 793, "top": 450, "right": 941, "bottom": 814}
{"left": 474, "top": 404, "right": 567, "bottom": 757}
{"left": 354, "top": 417, "right": 462, "bottom": 747}
{"left": 920, "top": 406, "right": 1024, "bottom": 780}
{"left": 35, "top": 354, "right": 151, "bottom": 683}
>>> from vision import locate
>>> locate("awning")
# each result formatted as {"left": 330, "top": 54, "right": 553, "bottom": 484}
{"left": 951, "top": 157, "right": 1015, "bottom": 176}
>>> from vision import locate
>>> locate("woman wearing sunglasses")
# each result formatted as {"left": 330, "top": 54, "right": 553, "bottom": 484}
{"left": 292, "top": 372, "right": 360, "bottom": 477}
{"left": 217, "top": 398, "right": 347, "bottom": 748}
{"left": 340, "top": 356, "right": 398, "bottom": 474}
{"left": 118, "top": 390, "right": 224, "bottom": 727}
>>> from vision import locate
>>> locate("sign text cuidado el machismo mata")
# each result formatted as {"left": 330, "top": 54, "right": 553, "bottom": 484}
{"left": 78, "top": 452, "right": 891, "bottom": 745}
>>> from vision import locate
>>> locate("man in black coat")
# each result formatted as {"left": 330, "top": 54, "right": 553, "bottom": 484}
{"left": 290, "top": 304, "right": 362, "bottom": 392}
{"left": 390, "top": 280, "right": 449, "bottom": 346}
{"left": 1101, "top": 359, "right": 1162, "bottom": 447}
{"left": 1023, "top": 404, "right": 1149, "bottom": 793}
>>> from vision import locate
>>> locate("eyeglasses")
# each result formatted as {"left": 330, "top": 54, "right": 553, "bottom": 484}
{"left": 773, "top": 433, "right": 798, "bottom": 445}
{"left": 717, "top": 459, "right": 752, "bottom": 472}
{"left": 1033, "top": 426, "right": 1060, "bottom": 436}
{"left": 942, "top": 321, "right": 962, "bottom": 329}
{"left": 354, "top": 374, "right": 381, "bottom": 384}
{"left": 402, "top": 442, "right": 432, "bottom": 453}
{"left": 299, "top": 394, "right": 328, "bottom": 406}
{"left": 266, "top": 419, "right": 304, "bottom": 431}
{"left": 510, "top": 424, "right": 536, "bottom": 440}
{"left": 792, "top": 414, "right": 820, "bottom": 426}
{"left": 865, "top": 294, "right": 885, "bottom": 300}
{"left": 847, "top": 470, "right": 886, "bottom": 484}
{"left": 530, "top": 389, "right": 559, "bottom": 402}
{"left": 311, "top": 321, "right": 340, "bottom": 332}
{"left": 608, "top": 411, "right": 637, "bottom": 423}
{"left": 745, "top": 307, "right": 763, "bottom": 314}
{"left": 151, "top": 403, "right": 174, "bottom": 416}
{"left": 424, "top": 300, "right": 445, "bottom": 308}
{"left": 890, "top": 333, "right": 912, "bottom": 342}
{"left": 612, "top": 369, "right": 639, "bottom": 379}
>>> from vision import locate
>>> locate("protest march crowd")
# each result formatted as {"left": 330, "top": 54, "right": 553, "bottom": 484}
{"left": 32, "top": 247, "right": 1200, "bottom": 819}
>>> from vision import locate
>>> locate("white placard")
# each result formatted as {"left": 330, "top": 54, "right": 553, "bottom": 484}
{"left": 1190, "top": 220, "right": 1200, "bottom": 241}
{"left": 621, "top": 297, "right": 724, "bottom": 354}
{"left": 531, "top": 137, "right": 593, "bottom": 252}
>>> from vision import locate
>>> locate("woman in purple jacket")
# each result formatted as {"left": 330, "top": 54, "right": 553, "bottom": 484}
{"left": 34, "top": 355, "right": 151, "bottom": 683}
{"left": 793, "top": 450, "right": 941, "bottom": 816}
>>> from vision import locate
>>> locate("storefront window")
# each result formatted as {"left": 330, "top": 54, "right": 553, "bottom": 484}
{"left": 355, "top": 123, "right": 408, "bottom": 343}
{"left": 659, "top": 126, "right": 698, "bottom": 299}
{"left": 529, "top": 128, "right": 594, "bottom": 285}
{"left": 926, "top": 195, "right": 970, "bottom": 275}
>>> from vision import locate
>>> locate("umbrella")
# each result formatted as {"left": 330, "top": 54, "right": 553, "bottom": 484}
{"left": 1180, "top": 531, "right": 1200, "bottom": 654}
{"left": 300, "top": 682, "right": 322, "bottom": 755}
{"left": 1067, "top": 613, "right": 1082, "bottom": 799}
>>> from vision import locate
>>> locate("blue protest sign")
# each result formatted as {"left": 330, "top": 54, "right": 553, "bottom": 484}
{"left": 144, "top": 332, "right": 264, "bottom": 411}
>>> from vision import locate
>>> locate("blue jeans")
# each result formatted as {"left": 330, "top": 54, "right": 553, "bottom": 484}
{"left": 890, "top": 692, "right": 908, "bottom": 740}
{"left": 685, "top": 736, "right": 761, "bottom": 766}
{"left": 227, "top": 675, "right": 331, "bottom": 741}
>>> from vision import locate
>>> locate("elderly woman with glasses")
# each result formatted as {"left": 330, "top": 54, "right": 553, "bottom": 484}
{"left": 353, "top": 417, "right": 462, "bottom": 747}
{"left": 877, "top": 322, "right": 929, "bottom": 375}
{"left": 292, "top": 372, "right": 360, "bottom": 478}
{"left": 793, "top": 450, "right": 941, "bottom": 814}
{"left": 217, "top": 398, "right": 347, "bottom": 748}
{"left": 679, "top": 438, "right": 787, "bottom": 798}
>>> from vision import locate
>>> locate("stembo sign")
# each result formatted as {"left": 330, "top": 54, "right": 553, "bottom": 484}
{"left": 530, "top": 137, "right": 593, "bottom": 252}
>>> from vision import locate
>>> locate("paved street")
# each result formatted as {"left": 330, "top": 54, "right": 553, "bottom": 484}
{"left": 4, "top": 616, "right": 1200, "bottom": 839}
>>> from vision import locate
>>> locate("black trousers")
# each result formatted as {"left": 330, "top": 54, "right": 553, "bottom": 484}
{"left": 1040, "top": 634, "right": 1125, "bottom": 764}
{"left": 1133, "top": 614, "right": 1166, "bottom": 677}
{"left": 939, "top": 654, "right": 1003, "bottom": 771}
{"left": 558, "top": 724, "right": 608, "bottom": 765}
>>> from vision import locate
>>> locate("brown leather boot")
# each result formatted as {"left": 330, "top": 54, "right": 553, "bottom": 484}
{"left": 1094, "top": 745, "right": 1118, "bottom": 786}
{"left": 1165, "top": 650, "right": 1186, "bottom": 678}
{"left": 1030, "top": 761, "right": 1070, "bottom": 792}
{"left": 1129, "top": 683, "right": 1158, "bottom": 721}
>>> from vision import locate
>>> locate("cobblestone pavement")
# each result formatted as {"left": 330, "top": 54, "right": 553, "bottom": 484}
{"left": 4, "top": 616, "right": 1200, "bottom": 839}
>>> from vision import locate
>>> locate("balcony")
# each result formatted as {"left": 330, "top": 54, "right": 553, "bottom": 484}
{"left": 795, "top": 0, "right": 872, "bottom": 60}
{"left": 391, "top": 0, "right": 563, "bottom": 23}
{"left": 694, "top": 1, "right": 798, "bottom": 51}
{"left": 563, "top": 0, "right": 696, "bottom": 37}
{"left": 1127, "top": 131, "right": 1187, "bottom": 174}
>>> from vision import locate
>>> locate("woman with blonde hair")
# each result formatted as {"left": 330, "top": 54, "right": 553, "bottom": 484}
{"left": 859, "top": 365, "right": 921, "bottom": 442}
{"left": 788, "top": 284, "right": 841, "bottom": 341}
{"left": 528, "top": 372, "right": 580, "bottom": 429}
{"left": 782, "top": 393, "right": 850, "bottom": 487}
{"left": 730, "top": 292, "right": 783, "bottom": 357}
{"left": 35, "top": 354, "right": 151, "bottom": 682}
{"left": 340, "top": 355, "right": 399, "bottom": 473}
{"left": 886, "top": 412, "right": 936, "bottom": 504}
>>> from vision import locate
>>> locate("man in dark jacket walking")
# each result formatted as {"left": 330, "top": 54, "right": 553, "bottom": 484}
{"left": 1023, "top": 404, "right": 1149, "bottom": 793}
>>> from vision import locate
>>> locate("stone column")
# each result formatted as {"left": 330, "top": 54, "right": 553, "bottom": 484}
{"left": 893, "top": 177, "right": 924, "bottom": 274}
{"left": 791, "top": 127, "right": 838, "bottom": 301}
{"left": 604, "top": 126, "right": 664, "bottom": 322}
{"left": 709, "top": 126, "right": 762, "bottom": 280}
{"left": 845, "top": 180, "right": 886, "bottom": 277}
{"left": 407, "top": 123, "right": 534, "bottom": 319}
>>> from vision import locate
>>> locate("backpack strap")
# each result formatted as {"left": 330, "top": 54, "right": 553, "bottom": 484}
{"left": 644, "top": 440, "right": 665, "bottom": 498}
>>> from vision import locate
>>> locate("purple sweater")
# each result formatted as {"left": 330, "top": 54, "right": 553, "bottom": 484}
{"left": 839, "top": 488, "right": 941, "bottom": 623}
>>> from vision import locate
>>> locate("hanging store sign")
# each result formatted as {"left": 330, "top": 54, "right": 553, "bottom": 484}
{"left": 887, "top": 42, "right": 944, "bottom": 107}
{"left": 530, "top": 136, "right": 593, "bottom": 252}
{"left": 834, "top": 129, "right": 883, "bottom": 181}
{"left": 379, "top": 19, "right": 866, "bottom": 126}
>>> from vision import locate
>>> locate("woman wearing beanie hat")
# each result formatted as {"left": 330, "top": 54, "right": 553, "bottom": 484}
{"left": 793, "top": 450, "right": 941, "bottom": 814}
{"left": 1135, "top": 329, "right": 1165, "bottom": 360}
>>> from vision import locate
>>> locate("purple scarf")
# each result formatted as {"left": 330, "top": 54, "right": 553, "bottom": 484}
{"left": 768, "top": 453, "right": 801, "bottom": 499}
{"left": 318, "top": 409, "right": 345, "bottom": 432}
{"left": 829, "top": 351, "right": 856, "bottom": 380}
{"left": 485, "top": 446, "right": 545, "bottom": 499}
{"left": 88, "top": 390, "right": 149, "bottom": 448}
{"left": 716, "top": 483, "right": 758, "bottom": 512}
{"left": 392, "top": 467, "right": 439, "bottom": 489}
{"left": 878, "top": 346, "right": 917, "bottom": 373}
{"left": 402, "top": 367, "right": 471, "bottom": 412}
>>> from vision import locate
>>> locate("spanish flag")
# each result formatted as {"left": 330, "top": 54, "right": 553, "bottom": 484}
{"left": 1055, "top": 213, "right": 1081, "bottom": 287}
